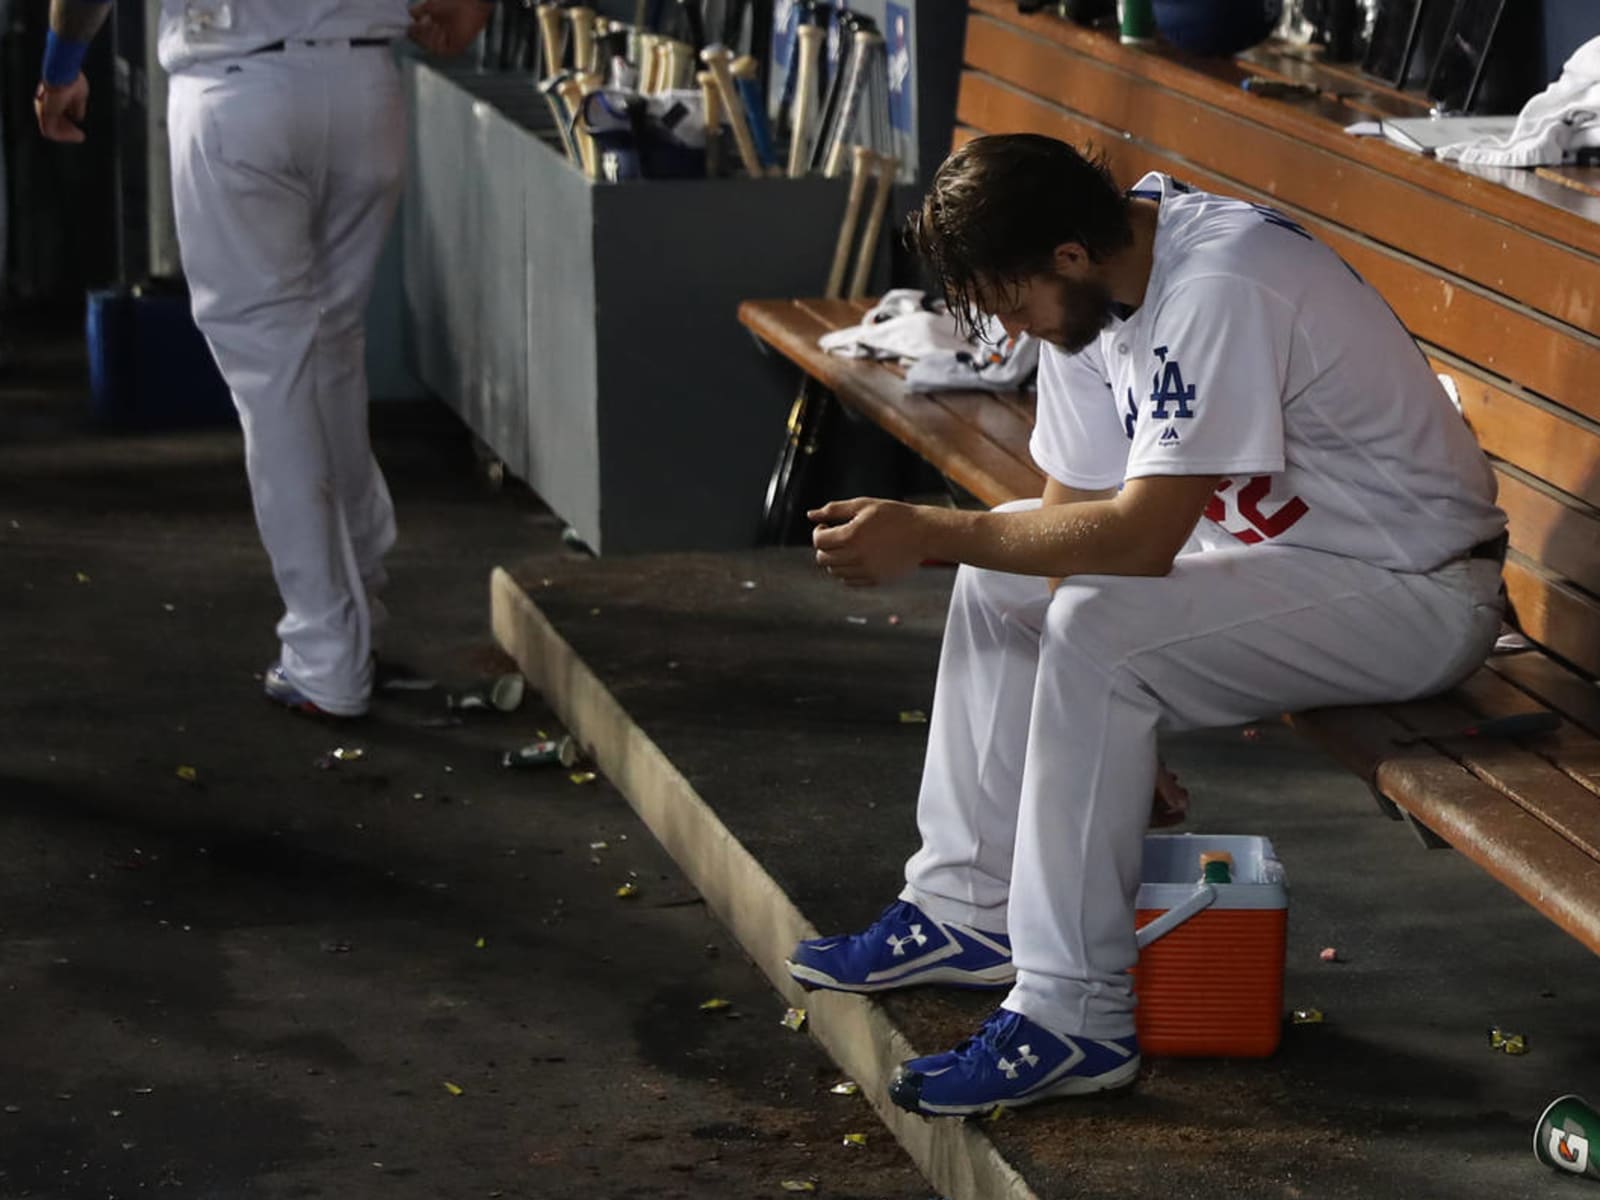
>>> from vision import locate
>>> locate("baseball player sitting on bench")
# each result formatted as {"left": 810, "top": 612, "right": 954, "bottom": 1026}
{"left": 787, "top": 134, "right": 1507, "bottom": 1117}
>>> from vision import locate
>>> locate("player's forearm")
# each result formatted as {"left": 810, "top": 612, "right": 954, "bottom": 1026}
{"left": 918, "top": 500, "right": 1175, "bottom": 579}
{"left": 1041, "top": 476, "right": 1117, "bottom": 591}
{"left": 42, "top": 0, "right": 113, "bottom": 85}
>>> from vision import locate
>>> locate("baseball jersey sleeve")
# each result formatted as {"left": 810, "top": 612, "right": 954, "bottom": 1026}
{"left": 1125, "top": 274, "right": 1295, "bottom": 480}
{"left": 1029, "top": 340, "right": 1131, "bottom": 490}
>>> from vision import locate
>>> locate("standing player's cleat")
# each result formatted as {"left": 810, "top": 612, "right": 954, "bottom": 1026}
{"left": 888, "top": 1008, "right": 1140, "bottom": 1117}
{"left": 263, "top": 664, "right": 360, "bottom": 720}
{"left": 786, "top": 899, "right": 1015, "bottom": 993}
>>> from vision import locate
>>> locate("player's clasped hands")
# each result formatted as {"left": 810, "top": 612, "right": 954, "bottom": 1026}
{"left": 811, "top": 497, "right": 925, "bottom": 587}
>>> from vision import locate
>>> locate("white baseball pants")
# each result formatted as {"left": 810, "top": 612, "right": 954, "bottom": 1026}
{"left": 901, "top": 501, "right": 1504, "bottom": 1039}
{"left": 167, "top": 43, "right": 406, "bottom": 715}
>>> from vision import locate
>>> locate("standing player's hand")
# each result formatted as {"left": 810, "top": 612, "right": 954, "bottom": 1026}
{"left": 810, "top": 498, "right": 926, "bottom": 587}
{"left": 35, "top": 76, "right": 90, "bottom": 143}
{"left": 407, "top": 0, "right": 493, "bottom": 57}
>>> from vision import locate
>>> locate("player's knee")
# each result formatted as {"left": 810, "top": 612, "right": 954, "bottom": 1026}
{"left": 952, "top": 560, "right": 1044, "bottom": 621}
{"left": 1043, "top": 578, "right": 1131, "bottom": 667}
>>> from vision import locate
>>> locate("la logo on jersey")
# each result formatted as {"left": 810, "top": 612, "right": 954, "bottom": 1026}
{"left": 1149, "top": 346, "right": 1195, "bottom": 421}
{"left": 1552, "top": 1127, "right": 1590, "bottom": 1174}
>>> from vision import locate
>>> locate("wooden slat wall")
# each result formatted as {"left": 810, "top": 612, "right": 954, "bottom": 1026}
{"left": 965, "top": 0, "right": 1600, "bottom": 250}
{"left": 956, "top": 7, "right": 1600, "bottom": 680}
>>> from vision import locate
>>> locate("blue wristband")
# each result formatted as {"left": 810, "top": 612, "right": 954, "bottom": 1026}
{"left": 42, "top": 30, "right": 91, "bottom": 87}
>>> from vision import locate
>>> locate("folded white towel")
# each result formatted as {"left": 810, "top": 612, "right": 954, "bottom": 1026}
{"left": 904, "top": 331, "right": 1039, "bottom": 393}
{"left": 1436, "top": 35, "right": 1600, "bottom": 167}
{"left": 816, "top": 288, "right": 1040, "bottom": 393}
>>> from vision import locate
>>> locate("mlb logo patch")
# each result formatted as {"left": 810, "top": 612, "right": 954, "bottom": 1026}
{"left": 1551, "top": 1127, "right": 1590, "bottom": 1174}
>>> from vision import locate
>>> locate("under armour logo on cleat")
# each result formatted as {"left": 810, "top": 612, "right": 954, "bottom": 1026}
{"left": 887, "top": 925, "right": 928, "bottom": 957}
{"left": 997, "top": 1046, "right": 1039, "bottom": 1078}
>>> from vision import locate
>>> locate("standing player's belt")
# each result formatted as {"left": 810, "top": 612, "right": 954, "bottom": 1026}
{"left": 250, "top": 38, "right": 393, "bottom": 54}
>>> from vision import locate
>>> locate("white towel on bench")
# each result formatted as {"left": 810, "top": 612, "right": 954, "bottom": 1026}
{"left": 905, "top": 332, "right": 1040, "bottom": 394}
{"left": 817, "top": 289, "right": 972, "bottom": 361}
{"left": 816, "top": 287, "right": 1041, "bottom": 393}
{"left": 1436, "top": 35, "right": 1600, "bottom": 167}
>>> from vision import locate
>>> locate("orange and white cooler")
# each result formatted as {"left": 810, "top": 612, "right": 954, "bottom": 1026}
{"left": 1131, "top": 834, "right": 1288, "bottom": 1058}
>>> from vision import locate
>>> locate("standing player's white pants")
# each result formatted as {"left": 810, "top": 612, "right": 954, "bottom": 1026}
{"left": 901, "top": 501, "right": 1503, "bottom": 1040}
{"left": 167, "top": 44, "right": 406, "bottom": 715}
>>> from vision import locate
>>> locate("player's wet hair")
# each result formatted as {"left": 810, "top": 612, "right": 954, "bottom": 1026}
{"left": 907, "top": 134, "right": 1133, "bottom": 340}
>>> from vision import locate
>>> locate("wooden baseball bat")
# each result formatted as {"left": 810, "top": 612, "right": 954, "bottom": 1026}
{"left": 665, "top": 39, "right": 696, "bottom": 91}
{"left": 569, "top": 6, "right": 597, "bottom": 73}
{"left": 701, "top": 44, "right": 763, "bottom": 177}
{"left": 848, "top": 152, "right": 897, "bottom": 300}
{"left": 823, "top": 31, "right": 879, "bottom": 178}
{"left": 787, "top": 23, "right": 824, "bottom": 178}
{"left": 731, "top": 54, "right": 775, "bottom": 170}
{"left": 636, "top": 33, "right": 659, "bottom": 91}
{"left": 698, "top": 68, "right": 723, "bottom": 178}
{"left": 537, "top": 4, "right": 566, "bottom": 77}
{"left": 557, "top": 76, "right": 599, "bottom": 179}
{"left": 648, "top": 37, "right": 672, "bottom": 93}
{"left": 761, "top": 150, "right": 876, "bottom": 543}
{"left": 539, "top": 74, "right": 582, "bottom": 163}
{"left": 810, "top": 19, "right": 851, "bottom": 171}
{"left": 825, "top": 145, "right": 874, "bottom": 299}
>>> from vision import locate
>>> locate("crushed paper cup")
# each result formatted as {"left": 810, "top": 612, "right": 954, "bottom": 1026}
{"left": 491, "top": 673, "right": 526, "bottom": 713}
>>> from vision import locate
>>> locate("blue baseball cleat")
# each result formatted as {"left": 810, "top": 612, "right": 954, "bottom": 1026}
{"left": 889, "top": 1008, "right": 1140, "bottom": 1117}
{"left": 786, "top": 899, "right": 1015, "bottom": 994}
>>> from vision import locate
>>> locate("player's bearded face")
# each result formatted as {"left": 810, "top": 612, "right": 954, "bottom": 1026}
{"left": 1030, "top": 272, "right": 1116, "bottom": 354}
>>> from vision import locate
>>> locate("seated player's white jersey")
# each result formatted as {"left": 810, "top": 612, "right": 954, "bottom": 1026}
{"left": 159, "top": 0, "right": 411, "bottom": 73}
{"left": 1029, "top": 172, "right": 1505, "bottom": 573}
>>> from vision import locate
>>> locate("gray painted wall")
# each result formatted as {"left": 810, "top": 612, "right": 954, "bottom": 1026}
{"left": 400, "top": 61, "right": 855, "bottom": 554}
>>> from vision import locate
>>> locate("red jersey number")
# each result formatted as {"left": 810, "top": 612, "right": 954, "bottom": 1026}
{"left": 1203, "top": 476, "right": 1310, "bottom": 546}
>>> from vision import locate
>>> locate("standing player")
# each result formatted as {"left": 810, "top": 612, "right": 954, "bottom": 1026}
{"left": 35, "top": 0, "right": 491, "bottom": 718}
{"left": 787, "top": 134, "right": 1506, "bottom": 1116}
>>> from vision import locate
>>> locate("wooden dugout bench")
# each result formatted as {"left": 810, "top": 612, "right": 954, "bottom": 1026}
{"left": 740, "top": 1, "right": 1600, "bottom": 955}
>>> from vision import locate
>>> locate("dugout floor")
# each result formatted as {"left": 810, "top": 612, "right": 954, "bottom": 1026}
{"left": 0, "top": 321, "right": 927, "bottom": 1200}
{"left": 3, "top": 315, "right": 1597, "bottom": 1199}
